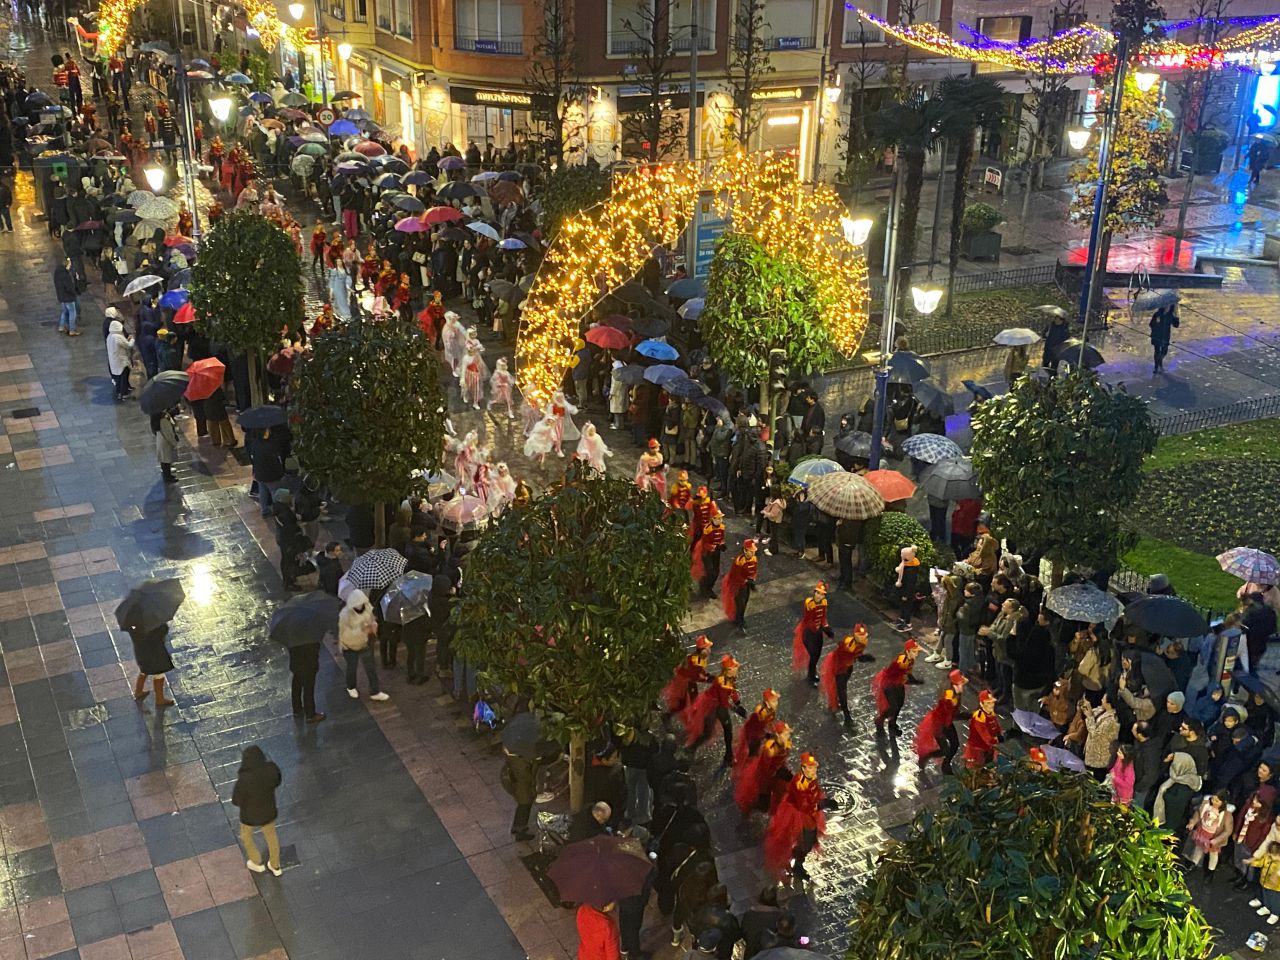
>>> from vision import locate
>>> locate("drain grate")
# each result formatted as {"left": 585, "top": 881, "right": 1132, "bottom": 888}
{"left": 7, "top": 407, "right": 39, "bottom": 419}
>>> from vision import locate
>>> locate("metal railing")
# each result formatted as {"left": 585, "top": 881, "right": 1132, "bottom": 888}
{"left": 1150, "top": 394, "right": 1280, "bottom": 437}
{"left": 609, "top": 36, "right": 650, "bottom": 55}
{"left": 765, "top": 34, "right": 816, "bottom": 49}
{"left": 671, "top": 34, "right": 713, "bottom": 51}
{"left": 1109, "top": 565, "right": 1226, "bottom": 626}
{"left": 867, "top": 262, "right": 1058, "bottom": 303}
{"left": 454, "top": 34, "right": 522, "bottom": 54}
{"left": 843, "top": 27, "right": 885, "bottom": 43}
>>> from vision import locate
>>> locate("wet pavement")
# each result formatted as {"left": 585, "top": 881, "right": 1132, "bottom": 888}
{"left": 0, "top": 13, "right": 1276, "bottom": 960}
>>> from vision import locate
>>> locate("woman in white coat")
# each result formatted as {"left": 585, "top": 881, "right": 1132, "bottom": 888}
{"left": 608, "top": 360, "right": 629, "bottom": 430}
{"left": 151, "top": 408, "right": 180, "bottom": 484}
{"left": 339, "top": 589, "right": 389, "bottom": 701}
{"left": 106, "top": 317, "right": 134, "bottom": 401}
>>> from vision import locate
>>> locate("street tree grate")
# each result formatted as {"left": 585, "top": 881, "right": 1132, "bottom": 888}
{"left": 7, "top": 407, "right": 40, "bottom": 418}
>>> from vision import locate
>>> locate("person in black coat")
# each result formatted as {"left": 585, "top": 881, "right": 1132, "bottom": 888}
{"left": 231, "top": 746, "right": 284, "bottom": 875}
{"left": 126, "top": 623, "right": 176, "bottom": 706}
{"left": 1243, "top": 593, "right": 1277, "bottom": 674}
{"left": 739, "top": 887, "right": 784, "bottom": 959}
{"left": 248, "top": 427, "right": 287, "bottom": 517}
{"left": 692, "top": 884, "right": 741, "bottom": 959}
{"left": 1009, "top": 610, "right": 1056, "bottom": 711}
{"left": 1149, "top": 305, "right": 1179, "bottom": 373}
{"left": 1041, "top": 314, "right": 1069, "bottom": 373}
{"left": 1131, "top": 721, "right": 1165, "bottom": 811}
{"left": 288, "top": 640, "right": 323, "bottom": 723}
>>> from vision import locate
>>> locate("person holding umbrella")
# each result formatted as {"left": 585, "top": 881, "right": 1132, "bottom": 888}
{"left": 271, "top": 593, "right": 339, "bottom": 723}
{"left": 151, "top": 406, "right": 180, "bottom": 484}
{"left": 117, "top": 579, "right": 185, "bottom": 707}
{"left": 1150, "top": 302, "right": 1179, "bottom": 374}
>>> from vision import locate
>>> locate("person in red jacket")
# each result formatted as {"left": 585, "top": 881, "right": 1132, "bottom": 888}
{"left": 792, "top": 580, "right": 834, "bottom": 685}
{"left": 308, "top": 220, "right": 327, "bottom": 272}
{"left": 689, "top": 484, "right": 713, "bottom": 547}
{"left": 679, "top": 654, "right": 747, "bottom": 765}
{"left": 691, "top": 505, "right": 726, "bottom": 599}
{"left": 872, "top": 639, "right": 920, "bottom": 738}
{"left": 914, "top": 668, "right": 968, "bottom": 774}
{"left": 733, "top": 720, "right": 791, "bottom": 815}
{"left": 575, "top": 902, "right": 621, "bottom": 960}
{"left": 734, "top": 688, "right": 779, "bottom": 766}
{"left": 721, "top": 539, "right": 759, "bottom": 628}
{"left": 666, "top": 469, "right": 692, "bottom": 515}
{"left": 820, "top": 625, "right": 869, "bottom": 724}
{"left": 661, "top": 634, "right": 712, "bottom": 714}
{"left": 964, "top": 688, "right": 1003, "bottom": 768}
{"left": 360, "top": 242, "right": 380, "bottom": 291}
{"left": 763, "top": 752, "right": 833, "bottom": 881}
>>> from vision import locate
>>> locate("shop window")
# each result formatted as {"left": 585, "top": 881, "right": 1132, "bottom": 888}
{"left": 609, "top": 0, "right": 655, "bottom": 56}
{"left": 454, "top": 0, "right": 524, "bottom": 53}
{"left": 760, "top": 0, "right": 815, "bottom": 49}
{"left": 670, "top": 0, "right": 715, "bottom": 52}
{"left": 843, "top": 0, "right": 884, "bottom": 44}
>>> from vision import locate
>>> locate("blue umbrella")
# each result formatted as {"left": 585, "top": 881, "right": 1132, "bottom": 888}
{"left": 642, "top": 364, "right": 684, "bottom": 385}
{"left": 159, "top": 289, "right": 190, "bottom": 310}
{"left": 328, "top": 119, "right": 359, "bottom": 137}
{"left": 636, "top": 339, "right": 678, "bottom": 361}
{"left": 248, "top": 91, "right": 273, "bottom": 103}
{"left": 402, "top": 170, "right": 433, "bottom": 186}
{"left": 189, "top": 58, "right": 211, "bottom": 69}
{"left": 140, "top": 40, "right": 172, "bottom": 53}
{"left": 496, "top": 171, "right": 523, "bottom": 182}
{"left": 224, "top": 72, "right": 252, "bottom": 85}
{"left": 374, "top": 172, "right": 402, "bottom": 190}
{"left": 498, "top": 237, "right": 526, "bottom": 250}
{"left": 788, "top": 458, "right": 844, "bottom": 487}
{"left": 237, "top": 105, "right": 257, "bottom": 118}
{"left": 678, "top": 297, "right": 704, "bottom": 319}
{"left": 693, "top": 394, "right": 728, "bottom": 418}
{"left": 666, "top": 277, "right": 706, "bottom": 299}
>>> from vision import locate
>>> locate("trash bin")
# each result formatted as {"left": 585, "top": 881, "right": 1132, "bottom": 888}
{"left": 31, "top": 153, "right": 80, "bottom": 220}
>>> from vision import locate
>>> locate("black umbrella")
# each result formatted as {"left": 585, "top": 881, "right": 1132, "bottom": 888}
{"left": 662, "top": 376, "right": 707, "bottom": 399}
{"left": 115, "top": 578, "right": 185, "bottom": 632}
{"left": 666, "top": 277, "right": 706, "bottom": 299}
{"left": 439, "top": 227, "right": 468, "bottom": 243}
{"left": 239, "top": 405, "right": 288, "bottom": 429}
{"left": 501, "top": 712, "right": 540, "bottom": 758}
{"left": 487, "top": 280, "right": 521, "bottom": 303}
{"left": 139, "top": 371, "right": 190, "bottom": 415}
{"left": 913, "top": 381, "right": 956, "bottom": 417}
{"left": 617, "top": 364, "right": 649, "bottom": 386}
{"left": 1056, "top": 338, "right": 1105, "bottom": 369}
{"left": 633, "top": 317, "right": 670, "bottom": 340}
{"left": 834, "top": 430, "right": 873, "bottom": 458}
{"left": 887, "top": 350, "right": 931, "bottom": 385}
{"left": 613, "top": 282, "right": 653, "bottom": 305}
{"left": 269, "top": 592, "right": 342, "bottom": 649}
{"left": 373, "top": 157, "right": 409, "bottom": 175}
{"left": 437, "top": 181, "right": 480, "bottom": 201}
{"left": 496, "top": 170, "right": 523, "bottom": 182}
{"left": 107, "top": 209, "right": 140, "bottom": 225}
{"left": 1124, "top": 596, "right": 1210, "bottom": 638}
{"left": 391, "top": 194, "right": 426, "bottom": 213}
{"left": 962, "top": 379, "right": 994, "bottom": 401}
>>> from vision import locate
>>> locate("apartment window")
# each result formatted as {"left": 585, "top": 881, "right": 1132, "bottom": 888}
{"left": 609, "top": 0, "right": 654, "bottom": 56}
{"left": 897, "top": 0, "right": 940, "bottom": 26}
{"left": 454, "top": 0, "right": 524, "bottom": 53}
{"left": 670, "top": 0, "right": 715, "bottom": 51}
{"left": 1051, "top": 9, "right": 1084, "bottom": 32}
{"left": 760, "top": 0, "right": 816, "bottom": 49}
{"left": 843, "top": 0, "right": 884, "bottom": 44}
{"left": 352, "top": 0, "right": 366, "bottom": 21}
{"left": 376, "top": 0, "right": 412, "bottom": 35}
{"left": 974, "top": 15, "right": 1030, "bottom": 72}
{"left": 328, "top": 0, "right": 346, "bottom": 20}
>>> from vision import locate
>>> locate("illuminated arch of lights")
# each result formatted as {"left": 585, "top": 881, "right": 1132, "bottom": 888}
{"left": 94, "top": 0, "right": 305, "bottom": 56}
{"left": 516, "top": 151, "right": 872, "bottom": 407}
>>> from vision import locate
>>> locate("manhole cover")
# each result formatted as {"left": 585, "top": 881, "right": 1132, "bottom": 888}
{"left": 823, "top": 780, "right": 871, "bottom": 817}
{"left": 7, "top": 407, "right": 39, "bottom": 419}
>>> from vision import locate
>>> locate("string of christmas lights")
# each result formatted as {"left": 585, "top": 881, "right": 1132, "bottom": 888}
{"left": 97, "top": 0, "right": 297, "bottom": 53}
{"left": 516, "top": 152, "right": 871, "bottom": 408}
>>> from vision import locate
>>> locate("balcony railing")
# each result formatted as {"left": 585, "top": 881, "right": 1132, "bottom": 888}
{"left": 670, "top": 34, "right": 713, "bottom": 52}
{"left": 843, "top": 26, "right": 884, "bottom": 44}
{"left": 609, "top": 36, "right": 651, "bottom": 55}
{"left": 764, "top": 34, "right": 815, "bottom": 49}
{"left": 454, "top": 34, "right": 522, "bottom": 54}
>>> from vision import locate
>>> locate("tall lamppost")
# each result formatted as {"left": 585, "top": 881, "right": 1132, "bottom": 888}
{"left": 166, "top": 4, "right": 202, "bottom": 241}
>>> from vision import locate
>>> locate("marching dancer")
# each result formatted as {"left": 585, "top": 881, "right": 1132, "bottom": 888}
{"left": 792, "top": 581, "right": 834, "bottom": 686}
{"left": 820, "top": 626, "right": 869, "bottom": 725}
{"left": 914, "top": 669, "right": 968, "bottom": 774}
{"left": 734, "top": 688, "right": 780, "bottom": 766}
{"left": 963, "top": 688, "right": 1004, "bottom": 768}
{"left": 763, "top": 752, "right": 834, "bottom": 881}
{"left": 733, "top": 720, "right": 791, "bottom": 816}
{"left": 721, "top": 539, "right": 759, "bottom": 629}
{"left": 679, "top": 654, "right": 747, "bottom": 766}
{"left": 661, "top": 635, "right": 712, "bottom": 715}
{"left": 871, "top": 639, "right": 921, "bottom": 739}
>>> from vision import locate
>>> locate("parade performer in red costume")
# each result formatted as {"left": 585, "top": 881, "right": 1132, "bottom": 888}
{"left": 661, "top": 635, "right": 712, "bottom": 714}
{"left": 792, "top": 581, "right": 834, "bottom": 684}
{"left": 691, "top": 505, "right": 725, "bottom": 599}
{"left": 733, "top": 688, "right": 779, "bottom": 767}
{"left": 733, "top": 721, "right": 791, "bottom": 815}
{"left": 914, "top": 669, "right": 968, "bottom": 774}
{"left": 820, "top": 626, "right": 868, "bottom": 724}
{"left": 721, "top": 539, "right": 759, "bottom": 629}
{"left": 871, "top": 639, "right": 920, "bottom": 738}
{"left": 688, "top": 485, "right": 713, "bottom": 547}
{"left": 666, "top": 469, "right": 692, "bottom": 515}
{"left": 308, "top": 221, "right": 327, "bottom": 271}
{"left": 763, "top": 752, "right": 834, "bottom": 881}
{"left": 964, "top": 688, "right": 1004, "bottom": 768}
{"left": 360, "top": 242, "right": 380, "bottom": 291}
{"left": 679, "top": 654, "right": 746, "bottom": 765}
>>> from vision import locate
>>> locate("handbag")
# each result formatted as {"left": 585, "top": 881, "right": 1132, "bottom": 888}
{"left": 412, "top": 251, "right": 427, "bottom": 264}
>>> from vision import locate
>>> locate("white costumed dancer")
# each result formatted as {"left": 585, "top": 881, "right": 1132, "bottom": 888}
{"left": 544, "top": 391, "right": 580, "bottom": 458}
{"left": 575, "top": 422, "right": 613, "bottom": 473}
{"left": 441, "top": 311, "right": 468, "bottom": 376}
{"left": 488, "top": 358, "right": 517, "bottom": 420}
{"left": 490, "top": 462, "right": 518, "bottom": 514}
{"left": 453, "top": 430, "right": 478, "bottom": 489}
{"left": 523, "top": 417, "right": 558, "bottom": 465}
{"left": 458, "top": 334, "right": 489, "bottom": 410}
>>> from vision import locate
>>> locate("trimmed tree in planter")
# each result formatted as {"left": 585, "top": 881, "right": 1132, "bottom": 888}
{"left": 700, "top": 233, "right": 833, "bottom": 439}
{"left": 864, "top": 511, "right": 938, "bottom": 583}
{"left": 189, "top": 211, "right": 304, "bottom": 406}
{"left": 960, "top": 202, "right": 1004, "bottom": 261}
{"left": 452, "top": 461, "right": 691, "bottom": 812}
{"left": 970, "top": 370, "right": 1157, "bottom": 585}
{"left": 845, "top": 762, "right": 1215, "bottom": 960}
{"left": 291, "top": 317, "right": 447, "bottom": 547}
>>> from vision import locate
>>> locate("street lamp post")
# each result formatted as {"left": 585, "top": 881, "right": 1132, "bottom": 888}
{"left": 168, "top": 0, "right": 202, "bottom": 241}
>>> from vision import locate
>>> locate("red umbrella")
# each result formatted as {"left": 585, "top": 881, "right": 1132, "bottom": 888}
{"left": 353, "top": 140, "right": 386, "bottom": 157}
{"left": 183, "top": 357, "right": 225, "bottom": 401}
{"left": 601, "top": 314, "right": 633, "bottom": 331}
{"left": 586, "top": 325, "right": 630, "bottom": 350}
{"left": 546, "top": 836, "right": 652, "bottom": 908}
{"left": 164, "top": 234, "right": 194, "bottom": 247}
{"left": 862, "top": 469, "right": 917, "bottom": 502}
{"left": 422, "top": 206, "right": 463, "bottom": 225}
{"left": 171, "top": 302, "right": 196, "bottom": 325}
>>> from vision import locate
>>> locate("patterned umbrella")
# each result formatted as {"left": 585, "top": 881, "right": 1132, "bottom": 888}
{"left": 921, "top": 457, "right": 980, "bottom": 502}
{"left": 440, "top": 495, "right": 489, "bottom": 530}
{"left": 183, "top": 358, "right": 225, "bottom": 401}
{"left": 806, "top": 472, "right": 885, "bottom": 521}
{"left": 902, "top": 433, "right": 962, "bottom": 464}
{"left": 788, "top": 458, "right": 844, "bottom": 487}
{"left": 342, "top": 549, "right": 406, "bottom": 595}
{"left": 1217, "top": 547, "right": 1280, "bottom": 585}
{"left": 661, "top": 377, "right": 708, "bottom": 399}
{"left": 1045, "top": 583, "right": 1124, "bottom": 627}
{"left": 862, "top": 469, "right": 916, "bottom": 502}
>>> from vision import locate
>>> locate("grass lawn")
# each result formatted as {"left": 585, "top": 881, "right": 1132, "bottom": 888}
{"left": 1123, "top": 418, "right": 1280, "bottom": 612}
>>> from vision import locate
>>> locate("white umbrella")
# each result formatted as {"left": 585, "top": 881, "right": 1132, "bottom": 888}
{"left": 1133, "top": 289, "right": 1179, "bottom": 311}
{"left": 1034, "top": 305, "right": 1069, "bottom": 318}
{"left": 993, "top": 328, "right": 1040, "bottom": 347}
{"left": 136, "top": 198, "right": 179, "bottom": 221}
{"left": 466, "top": 222, "right": 500, "bottom": 241}
{"left": 678, "top": 298, "right": 704, "bottom": 320}
{"left": 122, "top": 274, "right": 163, "bottom": 297}
{"left": 471, "top": 171, "right": 500, "bottom": 182}
{"left": 126, "top": 190, "right": 153, "bottom": 207}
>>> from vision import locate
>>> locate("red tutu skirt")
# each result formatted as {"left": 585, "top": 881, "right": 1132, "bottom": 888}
{"left": 763, "top": 803, "right": 825, "bottom": 879}
{"left": 733, "top": 749, "right": 784, "bottom": 815}
{"left": 678, "top": 688, "right": 718, "bottom": 746}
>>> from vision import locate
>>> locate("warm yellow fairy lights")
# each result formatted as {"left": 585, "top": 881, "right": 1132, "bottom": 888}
{"left": 516, "top": 152, "right": 871, "bottom": 407}
{"left": 98, "top": 0, "right": 294, "bottom": 52}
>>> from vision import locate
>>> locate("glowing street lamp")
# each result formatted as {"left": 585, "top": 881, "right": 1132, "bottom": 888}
{"left": 911, "top": 285, "right": 943, "bottom": 315}
{"left": 337, "top": 41, "right": 352, "bottom": 60}
{"left": 1134, "top": 70, "right": 1159, "bottom": 92}
{"left": 143, "top": 163, "right": 166, "bottom": 192}
{"left": 208, "top": 94, "right": 232, "bottom": 123}
{"left": 840, "top": 216, "right": 873, "bottom": 246}
{"left": 1066, "top": 127, "right": 1091, "bottom": 151}
{"left": 288, "top": 1, "right": 305, "bottom": 19}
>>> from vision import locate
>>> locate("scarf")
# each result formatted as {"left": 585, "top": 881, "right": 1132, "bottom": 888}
{"left": 1153, "top": 752, "right": 1202, "bottom": 824}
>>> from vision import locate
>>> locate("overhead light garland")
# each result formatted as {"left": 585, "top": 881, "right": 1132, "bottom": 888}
{"left": 516, "top": 152, "right": 871, "bottom": 407}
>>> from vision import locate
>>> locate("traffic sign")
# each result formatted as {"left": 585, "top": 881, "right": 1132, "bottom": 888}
{"left": 316, "top": 107, "right": 335, "bottom": 126}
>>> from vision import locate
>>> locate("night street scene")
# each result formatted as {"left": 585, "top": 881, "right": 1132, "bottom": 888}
{"left": 1, "top": 0, "right": 1280, "bottom": 956}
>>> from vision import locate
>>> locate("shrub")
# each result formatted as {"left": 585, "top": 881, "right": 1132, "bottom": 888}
{"left": 866, "top": 511, "right": 938, "bottom": 582}
{"left": 961, "top": 201, "right": 1002, "bottom": 238}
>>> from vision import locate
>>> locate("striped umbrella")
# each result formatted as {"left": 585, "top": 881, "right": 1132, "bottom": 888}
{"left": 862, "top": 469, "right": 916, "bottom": 502}
{"left": 788, "top": 458, "right": 844, "bottom": 487}
{"left": 1217, "top": 547, "right": 1280, "bottom": 585}
{"left": 805, "top": 472, "right": 885, "bottom": 521}
{"left": 901, "top": 433, "right": 962, "bottom": 464}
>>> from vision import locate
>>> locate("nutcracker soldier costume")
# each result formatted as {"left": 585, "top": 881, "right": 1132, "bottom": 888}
{"left": 733, "top": 720, "right": 792, "bottom": 816}
{"left": 763, "top": 752, "right": 835, "bottom": 881}
{"left": 733, "top": 688, "right": 780, "bottom": 766}
{"left": 792, "top": 581, "right": 834, "bottom": 684}
{"left": 690, "top": 505, "right": 726, "bottom": 599}
{"left": 661, "top": 635, "right": 712, "bottom": 715}
{"left": 721, "top": 539, "right": 759, "bottom": 629}
{"left": 871, "top": 639, "right": 921, "bottom": 738}
{"left": 963, "top": 689, "right": 1004, "bottom": 768}
{"left": 689, "top": 485, "right": 714, "bottom": 547}
{"left": 678, "top": 654, "right": 747, "bottom": 765}
{"left": 914, "top": 669, "right": 968, "bottom": 774}
{"left": 666, "top": 469, "right": 692, "bottom": 513}
{"left": 820, "top": 626, "right": 869, "bottom": 725}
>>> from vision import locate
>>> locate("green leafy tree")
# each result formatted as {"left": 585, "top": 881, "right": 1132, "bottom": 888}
{"left": 699, "top": 232, "right": 832, "bottom": 432}
{"left": 453, "top": 462, "right": 690, "bottom": 811}
{"left": 970, "top": 370, "right": 1158, "bottom": 584}
{"left": 189, "top": 211, "right": 304, "bottom": 406}
{"left": 291, "top": 317, "right": 447, "bottom": 546}
{"left": 845, "top": 762, "right": 1215, "bottom": 960}
{"left": 539, "top": 164, "right": 611, "bottom": 243}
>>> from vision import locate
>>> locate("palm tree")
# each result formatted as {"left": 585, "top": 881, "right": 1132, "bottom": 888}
{"left": 936, "top": 75, "right": 1008, "bottom": 318}
{"left": 867, "top": 91, "right": 945, "bottom": 268}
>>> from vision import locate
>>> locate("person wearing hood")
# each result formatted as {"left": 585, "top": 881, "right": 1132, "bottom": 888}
{"left": 231, "top": 746, "right": 283, "bottom": 876}
{"left": 1234, "top": 783, "right": 1278, "bottom": 891}
{"left": 1209, "top": 704, "right": 1248, "bottom": 769}
{"left": 1246, "top": 689, "right": 1277, "bottom": 750}
{"left": 1189, "top": 681, "right": 1226, "bottom": 729}
{"left": 338, "top": 589, "right": 388, "bottom": 701}
{"left": 105, "top": 315, "right": 134, "bottom": 401}
{"left": 1040, "top": 312, "right": 1069, "bottom": 374}
{"left": 1131, "top": 721, "right": 1165, "bottom": 812}
{"left": 1219, "top": 726, "right": 1263, "bottom": 799}
{"left": 1153, "top": 752, "right": 1201, "bottom": 839}
{"left": 1151, "top": 690, "right": 1187, "bottom": 751}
